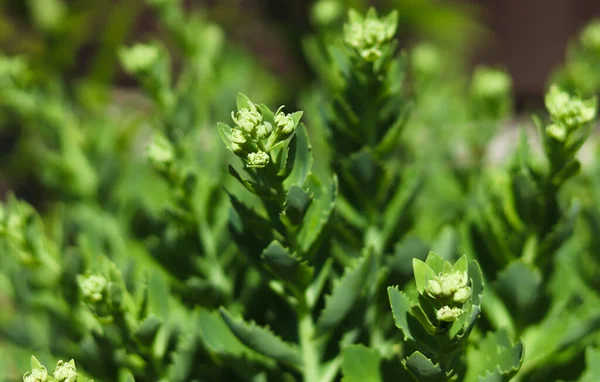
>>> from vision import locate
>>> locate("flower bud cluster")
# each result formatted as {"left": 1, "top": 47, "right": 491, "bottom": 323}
{"left": 545, "top": 85, "right": 596, "bottom": 133}
{"left": 77, "top": 272, "right": 120, "bottom": 319}
{"left": 343, "top": 9, "right": 397, "bottom": 62}
{"left": 23, "top": 357, "right": 79, "bottom": 382}
{"left": 226, "top": 97, "right": 300, "bottom": 169}
{"left": 425, "top": 270, "right": 472, "bottom": 323}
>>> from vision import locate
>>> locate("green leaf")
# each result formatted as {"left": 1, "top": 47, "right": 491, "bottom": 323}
{"left": 468, "top": 260, "right": 485, "bottom": 308}
{"left": 135, "top": 315, "right": 162, "bottom": 346}
{"left": 261, "top": 240, "right": 314, "bottom": 291}
{"left": 315, "top": 249, "right": 373, "bottom": 337}
{"left": 412, "top": 258, "right": 435, "bottom": 295}
{"left": 237, "top": 92, "right": 253, "bottom": 110}
{"left": 452, "top": 255, "right": 468, "bottom": 274}
{"left": 342, "top": 344, "right": 382, "bottom": 382}
{"left": 148, "top": 270, "right": 170, "bottom": 318}
{"left": 381, "top": 166, "right": 424, "bottom": 249}
{"left": 537, "top": 201, "right": 580, "bottom": 268}
{"left": 217, "top": 122, "right": 234, "bottom": 151}
{"left": 284, "top": 184, "right": 312, "bottom": 225}
{"left": 403, "top": 352, "right": 445, "bottom": 382}
{"left": 495, "top": 260, "right": 541, "bottom": 323}
{"left": 388, "top": 286, "right": 414, "bottom": 341}
{"left": 580, "top": 347, "right": 600, "bottom": 382}
{"left": 285, "top": 123, "right": 313, "bottom": 187}
{"left": 219, "top": 308, "right": 302, "bottom": 368}
{"left": 466, "top": 329, "right": 523, "bottom": 382}
{"left": 228, "top": 165, "right": 259, "bottom": 194}
{"left": 198, "top": 309, "right": 272, "bottom": 365}
{"left": 425, "top": 251, "right": 450, "bottom": 274}
{"left": 298, "top": 174, "right": 338, "bottom": 257}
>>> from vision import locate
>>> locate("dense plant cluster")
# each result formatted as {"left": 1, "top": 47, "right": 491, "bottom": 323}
{"left": 1, "top": 0, "right": 600, "bottom": 381}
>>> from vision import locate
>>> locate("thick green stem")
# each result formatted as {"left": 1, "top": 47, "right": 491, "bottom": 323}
{"left": 298, "top": 308, "right": 320, "bottom": 382}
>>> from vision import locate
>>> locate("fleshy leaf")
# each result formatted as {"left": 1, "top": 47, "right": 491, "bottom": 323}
{"left": 580, "top": 347, "right": 600, "bottom": 382}
{"left": 219, "top": 308, "right": 302, "bottom": 368}
{"left": 261, "top": 240, "right": 314, "bottom": 291}
{"left": 285, "top": 123, "right": 312, "bottom": 187}
{"left": 298, "top": 174, "right": 338, "bottom": 257}
{"left": 135, "top": 315, "right": 162, "bottom": 346}
{"left": 403, "top": 352, "right": 445, "bottom": 382}
{"left": 412, "top": 258, "right": 435, "bottom": 295}
{"left": 236, "top": 92, "right": 253, "bottom": 111}
{"left": 466, "top": 329, "right": 523, "bottom": 382}
{"left": 341, "top": 344, "right": 382, "bottom": 382}
{"left": 197, "top": 309, "right": 272, "bottom": 366}
{"left": 315, "top": 249, "right": 373, "bottom": 337}
{"left": 283, "top": 184, "right": 312, "bottom": 226}
{"left": 388, "top": 286, "right": 414, "bottom": 341}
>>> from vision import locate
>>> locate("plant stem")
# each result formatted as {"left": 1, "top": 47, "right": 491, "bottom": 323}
{"left": 298, "top": 307, "right": 320, "bottom": 382}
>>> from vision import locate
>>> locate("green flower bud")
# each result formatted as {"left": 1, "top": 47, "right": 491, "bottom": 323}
{"left": 546, "top": 123, "right": 567, "bottom": 141}
{"left": 53, "top": 360, "right": 77, "bottom": 382}
{"left": 23, "top": 359, "right": 48, "bottom": 382}
{"left": 275, "top": 111, "right": 295, "bottom": 135}
{"left": 363, "top": 19, "right": 386, "bottom": 46}
{"left": 146, "top": 133, "right": 175, "bottom": 170}
{"left": 436, "top": 306, "right": 463, "bottom": 322}
{"left": 231, "top": 129, "right": 247, "bottom": 144}
{"left": 471, "top": 67, "right": 512, "bottom": 101}
{"left": 437, "top": 271, "right": 468, "bottom": 297}
{"left": 232, "top": 103, "right": 262, "bottom": 134}
{"left": 344, "top": 22, "right": 363, "bottom": 49}
{"left": 580, "top": 20, "right": 600, "bottom": 52}
{"left": 453, "top": 286, "right": 471, "bottom": 303}
{"left": 545, "top": 85, "right": 597, "bottom": 129}
{"left": 79, "top": 274, "right": 107, "bottom": 303}
{"left": 120, "top": 43, "right": 160, "bottom": 75}
{"left": 425, "top": 278, "right": 442, "bottom": 297}
{"left": 256, "top": 122, "right": 273, "bottom": 139}
{"left": 246, "top": 150, "right": 270, "bottom": 168}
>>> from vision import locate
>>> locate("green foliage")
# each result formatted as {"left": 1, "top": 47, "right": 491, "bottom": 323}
{"left": 1, "top": 3, "right": 600, "bottom": 382}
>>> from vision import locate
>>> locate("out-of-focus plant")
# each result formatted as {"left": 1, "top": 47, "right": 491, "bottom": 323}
{"left": 2, "top": 3, "right": 600, "bottom": 382}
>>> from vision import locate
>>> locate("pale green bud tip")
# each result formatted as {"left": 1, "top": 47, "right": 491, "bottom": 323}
{"left": 231, "top": 129, "right": 247, "bottom": 144}
{"left": 546, "top": 123, "right": 567, "bottom": 141}
{"left": 438, "top": 271, "right": 468, "bottom": 297}
{"left": 146, "top": 134, "right": 174, "bottom": 167}
{"left": 425, "top": 278, "right": 442, "bottom": 297}
{"left": 53, "top": 360, "right": 77, "bottom": 382}
{"left": 343, "top": 10, "right": 394, "bottom": 61}
{"left": 545, "top": 85, "right": 597, "bottom": 128}
{"left": 580, "top": 20, "right": 600, "bottom": 51}
{"left": 246, "top": 151, "right": 270, "bottom": 168}
{"left": 232, "top": 107, "right": 262, "bottom": 134}
{"left": 275, "top": 110, "right": 295, "bottom": 135}
{"left": 471, "top": 68, "right": 512, "bottom": 99}
{"left": 453, "top": 286, "right": 471, "bottom": 303}
{"left": 23, "top": 366, "right": 48, "bottom": 382}
{"left": 436, "top": 306, "right": 463, "bottom": 322}
{"left": 256, "top": 122, "right": 273, "bottom": 139}
{"left": 79, "top": 274, "right": 107, "bottom": 302}
{"left": 120, "top": 44, "right": 160, "bottom": 74}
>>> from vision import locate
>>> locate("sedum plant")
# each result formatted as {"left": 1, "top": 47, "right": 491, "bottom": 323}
{"left": 2, "top": 4, "right": 600, "bottom": 382}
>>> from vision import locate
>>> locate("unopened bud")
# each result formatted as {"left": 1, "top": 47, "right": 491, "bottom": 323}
{"left": 453, "top": 286, "right": 471, "bottom": 303}
{"left": 247, "top": 150, "right": 270, "bottom": 168}
{"left": 436, "top": 306, "right": 463, "bottom": 322}
{"left": 275, "top": 111, "right": 295, "bottom": 135}
{"left": 53, "top": 360, "right": 77, "bottom": 382}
